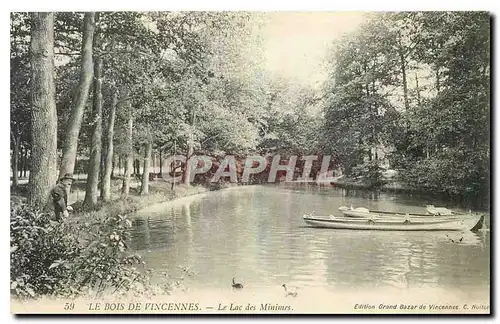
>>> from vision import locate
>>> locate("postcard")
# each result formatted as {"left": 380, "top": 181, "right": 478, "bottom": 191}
{"left": 10, "top": 11, "right": 490, "bottom": 314}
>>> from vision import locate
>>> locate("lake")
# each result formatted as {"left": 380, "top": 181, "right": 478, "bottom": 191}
{"left": 128, "top": 185, "right": 490, "bottom": 297}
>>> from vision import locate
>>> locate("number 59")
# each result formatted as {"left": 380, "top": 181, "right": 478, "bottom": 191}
{"left": 64, "top": 302, "right": 75, "bottom": 310}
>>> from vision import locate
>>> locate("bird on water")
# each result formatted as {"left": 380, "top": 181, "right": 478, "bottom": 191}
{"left": 282, "top": 284, "right": 298, "bottom": 297}
{"left": 446, "top": 234, "right": 464, "bottom": 243}
{"left": 232, "top": 277, "right": 243, "bottom": 289}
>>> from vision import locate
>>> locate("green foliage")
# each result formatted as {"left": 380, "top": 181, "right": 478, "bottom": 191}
{"left": 392, "top": 12, "right": 489, "bottom": 200}
{"left": 13, "top": 11, "right": 319, "bottom": 172}
{"left": 322, "top": 19, "right": 398, "bottom": 174}
{"left": 12, "top": 11, "right": 489, "bottom": 202}
{"left": 10, "top": 202, "right": 181, "bottom": 299}
{"left": 10, "top": 204, "right": 81, "bottom": 298}
{"left": 350, "top": 160, "right": 385, "bottom": 187}
{"left": 322, "top": 12, "right": 490, "bottom": 203}
{"left": 10, "top": 12, "right": 31, "bottom": 146}
{"left": 259, "top": 79, "right": 322, "bottom": 155}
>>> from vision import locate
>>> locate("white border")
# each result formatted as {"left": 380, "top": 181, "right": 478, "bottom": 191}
{"left": 1, "top": 1, "right": 497, "bottom": 323}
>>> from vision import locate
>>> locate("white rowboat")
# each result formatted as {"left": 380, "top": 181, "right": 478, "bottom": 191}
{"left": 303, "top": 213, "right": 484, "bottom": 231}
{"left": 338, "top": 206, "right": 461, "bottom": 218}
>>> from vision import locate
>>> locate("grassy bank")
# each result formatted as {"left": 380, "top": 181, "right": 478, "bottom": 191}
{"left": 11, "top": 177, "right": 231, "bottom": 219}
{"left": 10, "top": 178, "right": 233, "bottom": 300}
{"left": 73, "top": 180, "right": 214, "bottom": 217}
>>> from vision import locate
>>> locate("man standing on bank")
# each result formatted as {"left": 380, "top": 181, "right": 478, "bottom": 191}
{"left": 50, "top": 173, "right": 75, "bottom": 221}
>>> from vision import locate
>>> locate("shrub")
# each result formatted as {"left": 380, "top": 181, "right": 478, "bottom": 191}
{"left": 349, "top": 160, "right": 385, "bottom": 187}
{"left": 10, "top": 203, "right": 81, "bottom": 298}
{"left": 10, "top": 202, "right": 177, "bottom": 300}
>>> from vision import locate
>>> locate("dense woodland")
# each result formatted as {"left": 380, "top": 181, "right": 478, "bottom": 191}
{"left": 323, "top": 12, "right": 490, "bottom": 206}
{"left": 9, "top": 11, "right": 491, "bottom": 301}
{"left": 11, "top": 12, "right": 490, "bottom": 208}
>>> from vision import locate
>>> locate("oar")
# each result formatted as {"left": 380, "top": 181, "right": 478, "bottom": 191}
{"left": 369, "top": 210, "right": 447, "bottom": 217}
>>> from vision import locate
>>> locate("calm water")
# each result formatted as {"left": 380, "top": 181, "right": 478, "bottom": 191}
{"left": 128, "top": 185, "right": 490, "bottom": 293}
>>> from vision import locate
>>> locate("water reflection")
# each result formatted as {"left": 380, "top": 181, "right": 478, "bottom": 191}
{"left": 129, "top": 185, "right": 489, "bottom": 294}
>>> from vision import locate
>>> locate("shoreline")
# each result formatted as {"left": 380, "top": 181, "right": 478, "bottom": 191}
{"left": 73, "top": 182, "right": 238, "bottom": 219}
{"left": 135, "top": 183, "right": 246, "bottom": 214}
{"left": 328, "top": 178, "right": 489, "bottom": 211}
{"left": 10, "top": 180, "right": 238, "bottom": 221}
{"left": 11, "top": 177, "right": 488, "bottom": 218}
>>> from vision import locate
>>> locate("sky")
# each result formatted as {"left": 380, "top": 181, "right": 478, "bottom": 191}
{"left": 261, "top": 12, "right": 367, "bottom": 88}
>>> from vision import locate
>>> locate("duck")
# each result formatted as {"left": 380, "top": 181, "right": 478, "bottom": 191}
{"left": 426, "top": 205, "right": 452, "bottom": 215}
{"left": 232, "top": 277, "right": 243, "bottom": 289}
{"left": 446, "top": 234, "right": 464, "bottom": 243}
{"left": 282, "top": 284, "right": 298, "bottom": 297}
{"left": 338, "top": 205, "right": 369, "bottom": 213}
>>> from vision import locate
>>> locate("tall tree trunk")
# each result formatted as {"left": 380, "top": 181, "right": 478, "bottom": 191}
{"left": 399, "top": 51, "right": 410, "bottom": 111}
{"left": 11, "top": 135, "right": 20, "bottom": 187}
{"left": 84, "top": 57, "right": 103, "bottom": 208}
{"left": 58, "top": 13, "right": 95, "bottom": 179}
{"left": 112, "top": 154, "right": 118, "bottom": 177}
{"left": 29, "top": 12, "right": 58, "bottom": 207}
{"left": 22, "top": 147, "right": 28, "bottom": 178}
{"left": 121, "top": 103, "right": 133, "bottom": 196}
{"left": 415, "top": 72, "right": 421, "bottom": 106}
{"left": 18, "top": 146, "right": 23, "bottom": 178}
{"left": 118, "top": 155, "right": 122, "bottom": 176}
{"left": 363, "top": 63, "right": 376, "bottom": 163}
{"left": 172, "top": 140, "right": 177, "bottom": 190}
{"left": 140, "top": 141, "right": 152, "bottom": 195}
{"left": 99, "top": 151, "right": 105, "bottom": 185}
{"left": 183, "top": 139, "right": 194, "bottom": 186}
{"left": 159, "top": 150, "right": 163, "bottom": 176}
{"left": 19, "top": 146, "right": 23, "bottom": 178}
{"left": 122, "top": 156, "right": 132, "bottom": 196}
{"left": 101, "top": 91, "right": 118, "bottom": 201}
{"left": 134, "top": 159, "right": 139, "bottom": 177}
{"left": 17, "top": 147, "right": 22, "bottom": 179}
{"left": 183, "top": 111, "right": 195, "bottom": 186}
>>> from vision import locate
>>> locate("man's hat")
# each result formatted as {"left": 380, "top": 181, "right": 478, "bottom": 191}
{"left": 60, "top": 173, "right": 75, "bottom": 181}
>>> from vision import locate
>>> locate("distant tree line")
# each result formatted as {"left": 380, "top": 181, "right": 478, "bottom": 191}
{"left": 11, "top": 12, "right": 321, "bottom": 208}
{"left": 11, "top": 12, "right": 490, "bottom": 208}
{"left": 321, "top": 12, "right": 490, "bottom": 206}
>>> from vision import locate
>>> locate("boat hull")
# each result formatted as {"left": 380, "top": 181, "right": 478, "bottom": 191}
{"left": 340, "top": 210, "right": 457, "bottom": 218}
{"left": 303, "top": 214, "right": 484, "bottom": 231}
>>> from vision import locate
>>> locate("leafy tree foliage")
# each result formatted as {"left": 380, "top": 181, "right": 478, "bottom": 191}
{"left": 322, "top": 12, "right": 490, "bottom": 204}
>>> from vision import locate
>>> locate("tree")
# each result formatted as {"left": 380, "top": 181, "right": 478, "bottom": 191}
{"left": 10, "top": 13, "right": 31, "bottom": 188}
{"left": 83, "top": 57, "right": 103, "bottom": 207}
{"left": 322, "top": 21, "right": 398, "bottom": 178}
{"left": 29, "top": 12, "right": 58, "bottom": 207}
{"left": 252, "top": 76, "right": 320, "bottom": 159}
{"left": 58, "top": 13, "right": 95, "bottom": 179}
{"left": 140, "top": 140, "right": 152, "bottom": 195}
{"left": 380, "top": 13, "right": 421, "bottom": 112}
{"left": 101, "top": 91, "right": 117, "bottom": 201}
{"left": 394, "top": 12, "right": 490, "bottom": 203}
{"left": 121, "top": 96, "right": 133, "bottom": 197}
